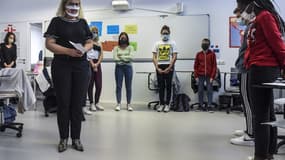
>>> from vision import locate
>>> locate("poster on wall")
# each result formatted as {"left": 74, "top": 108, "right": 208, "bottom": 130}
{"left": 107, "top": 25, "right": 120, "bottom": 34}
{"left": 124, "top": 24, "right": 138, "bottom": 34}
{"left": 102, "top": 41, "right": 118, "bottom": 52}
{"left": 229, "top": 16, "right": 246, "bottom": 48}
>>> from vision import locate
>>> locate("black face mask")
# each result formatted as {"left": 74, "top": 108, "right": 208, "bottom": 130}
{"left": 201, "top": 44, "right": 210, "bottom": 51}
{"left": 119, "top": 38, "right": 128, "bottom": 46}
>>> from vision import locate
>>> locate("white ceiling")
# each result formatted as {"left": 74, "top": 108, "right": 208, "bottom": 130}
{"left": 0, "top": 0, "right": 184, "bottom": 21}
{"left": 0, "top": 0, "right": 181, "bottom": 10}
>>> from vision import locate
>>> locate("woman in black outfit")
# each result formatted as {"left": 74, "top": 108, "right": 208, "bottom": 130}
{"left": 44, "top": 0, "right": 93, "bottom": 152}
{"left": 0, "top": 32, "right": 17, "bottom": 68}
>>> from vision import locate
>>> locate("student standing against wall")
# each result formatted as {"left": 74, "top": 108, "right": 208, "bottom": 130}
{"left": 236, "top": 0, "right": 285, "bottom": 160}
{"left": 152, "top": 25, "right": 178, "bottom": 113}
{"left": 113, "top": 32, "right": 135, "bottom": 111}
{"left": 87, "top": 26, "right": 104, "bottom": 112}
{"left": 230, "top": 8, "right": 254, "bottom": 147}
{"left": 44, "top": 0, "right": 93, "bottom": 152}
{"left": 194, "top": 38, "right": 217, "bottom": 112}
{"left": 0, "top": 32, "right": 17, "bottom": 68}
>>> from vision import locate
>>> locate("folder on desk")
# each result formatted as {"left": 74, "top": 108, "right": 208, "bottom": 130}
{"left": 262, "top": 120, "right": 285, "bottom": 129}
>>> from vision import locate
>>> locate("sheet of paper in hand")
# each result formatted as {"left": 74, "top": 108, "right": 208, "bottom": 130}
{"left": 69, "top": 41, "right": 86, "bottom": 53}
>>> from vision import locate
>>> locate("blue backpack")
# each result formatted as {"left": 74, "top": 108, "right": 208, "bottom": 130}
{"left": 3, "top": 104, "right": 17, "bottom": 123}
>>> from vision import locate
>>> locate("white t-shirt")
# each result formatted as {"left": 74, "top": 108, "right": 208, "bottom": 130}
{"left": 87, "top": 49, "right": 100, "bottom": 60}
{"left": 152, "top": 40, "right": 178, "bottom": 64}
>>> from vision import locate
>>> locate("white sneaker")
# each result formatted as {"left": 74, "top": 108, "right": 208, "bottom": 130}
{"left": 247, "top": 156, "right": 254, "bottom": 160}
{"left": 115, "top": 104, "right": 121, "bottom": 111}
{"left": 230, "top": 134, "right": 254, "bottom": 146}
{"left": 83, "top": 107, "right": 93, "bottom": 115}
{"left": 164, "top": 105, "right": 170, "bottom": 112}
{"left": 233, "top": 130, "right": 245, "bottom": 137}
{"left": 127, "top": 104, "right": 133, "bottom": 111}
{"left": 90, "top": 104, "right": 97, "bottom": 112}
{"left": 157, "top": 105, "right": 164, "bottom": 112}
{"left": 95, "top": 103, "right": 104, "bottom": 111}
{"left": 86, "top": 100, "right": 91, "bottom": 106}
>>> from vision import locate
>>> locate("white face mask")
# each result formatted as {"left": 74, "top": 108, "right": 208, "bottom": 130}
{"left": 241, "top": 11, "right": 255, "bottom": 22}
{"left": 240, "top": 3, "right": 255, "bottom": 22}
{"left": 65, "top": 5, "right": 80, "bottom": 18}
{"left": 93, "top": 33, "right": 98, "bottom": 39}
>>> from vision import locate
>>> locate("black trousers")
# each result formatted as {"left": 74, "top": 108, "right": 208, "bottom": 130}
{"left": 156, "top": 64, "right": 173, "bottom": 105}
{"left": 51, "top": 58, "right": 90, "bottom": 139}
{"left": 248, "top": 65, "right": 279, "bottom": 159}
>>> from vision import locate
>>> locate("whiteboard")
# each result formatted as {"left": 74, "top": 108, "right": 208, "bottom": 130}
{"left": 44, "top": 15, "right": 209, "bottom": 59}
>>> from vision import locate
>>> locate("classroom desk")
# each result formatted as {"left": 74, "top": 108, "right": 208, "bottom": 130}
{"left": 253, "top": 82, "right": 285, "bottom": 153}
{"left": 0, "top": 68, "right": 36, "bottom": 112}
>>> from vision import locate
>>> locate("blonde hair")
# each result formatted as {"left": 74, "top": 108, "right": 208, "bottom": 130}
{"left": 90, "top": 26, "right": 99, "bottom": 41}
{"left": 90, "top": 26, "right": 98, "bottom": 33}
{"left": 56, "top": 0, "right": 84, "bottom": 19}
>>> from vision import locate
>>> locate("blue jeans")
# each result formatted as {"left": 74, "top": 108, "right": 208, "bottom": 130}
{"left": 198, "top": 75, "right": 213, "bottom": 106}
{"left": 115, "top": 64, "right": 133, "bottom": 104}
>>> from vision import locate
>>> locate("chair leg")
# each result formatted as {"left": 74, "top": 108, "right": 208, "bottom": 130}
{"left": 148, "top": 101, "right": 160, "bottom": 110}
{"left": 0, "top": 122, "right": 23, "bottom": 137}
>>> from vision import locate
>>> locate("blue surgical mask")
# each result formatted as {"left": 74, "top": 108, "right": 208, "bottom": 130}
{"left": 161, "top": 34, "right": 169, "bottom": 41}
{"left": 236, "top": 17, "right": 246, "bottom": 26}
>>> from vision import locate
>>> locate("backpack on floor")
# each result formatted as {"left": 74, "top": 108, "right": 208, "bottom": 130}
{"left": 173, "top": 94, "right": 191, "bottom": 112}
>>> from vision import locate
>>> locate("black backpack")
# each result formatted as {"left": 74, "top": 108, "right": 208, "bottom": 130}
{"left": 173, "top": 94, "right": 191, "bottom": 112}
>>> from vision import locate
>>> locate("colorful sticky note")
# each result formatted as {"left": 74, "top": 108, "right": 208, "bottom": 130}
{"left": 89, "top": 21, "right": 103, "bottom": 36}
{"left": 129, "top": 42, "right": 137, "bottom": 51}
{"left": 102, "top": 41, "right": 118, "bottom": 52}
{"left": 124, "top": 25, "right": 138, "bottom": 34}
{"left": 107, "top": 25, "right": 120, "bottom": 34}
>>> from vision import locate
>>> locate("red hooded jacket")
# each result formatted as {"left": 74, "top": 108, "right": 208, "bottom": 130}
{"left": 244, "top": 10, "right": 285, "bottom": 69}
{"left": 194, "top": 49, "right": 217, "bottom": 79}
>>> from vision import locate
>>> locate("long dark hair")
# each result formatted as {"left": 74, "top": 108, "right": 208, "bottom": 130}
{"left": 118, "top": 32, "right": 129, "bottom": 46}
{"left": 256, "top": 0, "right": 285, "bottom": 34}
{"left": 4, "top": 32, "right": 16, "bottom": 45}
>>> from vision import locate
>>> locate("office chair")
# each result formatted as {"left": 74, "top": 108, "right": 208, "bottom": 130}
{"left": 147, "top": 71, "right": 181, "bottom": 110}
{"left": 219, "top": 67, "right": 243, "bottom": 114}
{"left": 147, "top": 73, "right": 160, "bottom": 110}
{"left": 0, "top": 92, "right": 23, "bottom": 137}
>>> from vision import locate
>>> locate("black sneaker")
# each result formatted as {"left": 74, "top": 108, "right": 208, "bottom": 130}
{"left": 72, "top": 139, "right": 84, "bottom": 152}
{"left": 207, "top": 106, "right": 214, "bottom": 113}
{"left": 58, "top": 139, "right": 68, "bottom": 153}
{"left": 195, "top": 105, "right": 204, "bottom": 112}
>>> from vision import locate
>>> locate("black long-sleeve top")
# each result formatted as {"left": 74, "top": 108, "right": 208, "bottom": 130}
{"left": 0, "top": 43, "right": 17, "bottom": 68}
